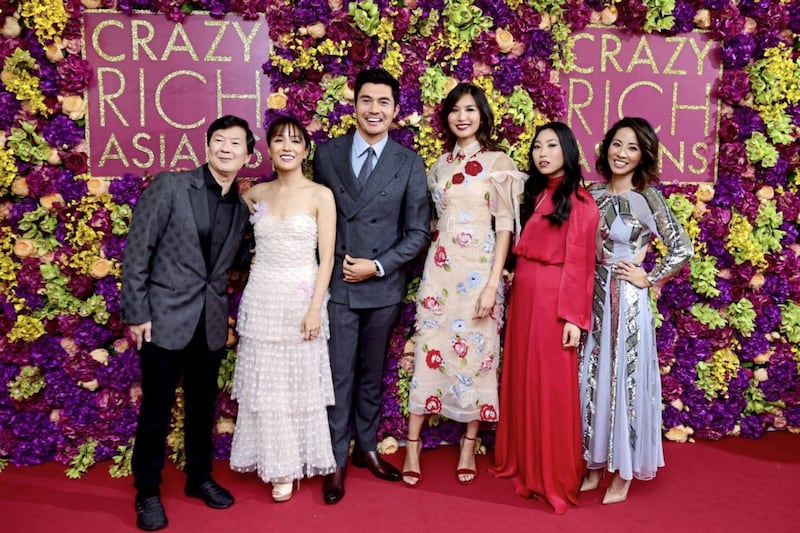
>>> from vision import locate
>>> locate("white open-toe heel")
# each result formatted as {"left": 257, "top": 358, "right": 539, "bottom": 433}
{"left": 271, "top": 480, "right": 296, "bottom": 502}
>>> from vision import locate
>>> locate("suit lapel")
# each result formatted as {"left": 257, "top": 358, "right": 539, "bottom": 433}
{"left": 352, "top": 139, "right": 403, "bottom": 213}
{"left": 210, "top": 197, "right": 247, "bottom": 276}
{"left": 186, "top": 170, "right": 209, "bottom": 273}
{"left": 333, "top": 135, "right": 361, "bottom": 199}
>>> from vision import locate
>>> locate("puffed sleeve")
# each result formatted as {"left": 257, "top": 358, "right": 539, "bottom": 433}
{"left": 488, "top": 154, "right": 528, "bottom": 242}
{"left": 638, "top": 187, "right": 694, "bottom": 287}
{"left": 557, "top": 189, "right": 600, "bottom": 331}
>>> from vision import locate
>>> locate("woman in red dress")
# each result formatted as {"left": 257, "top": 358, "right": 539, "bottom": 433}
{"left": 491, "top": 122, "right": 599, "bottom": 514}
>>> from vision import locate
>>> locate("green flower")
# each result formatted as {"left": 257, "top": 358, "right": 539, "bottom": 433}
{"left": 442, "top": 0, "right": 493, "bottom": 42}
{"left": 727, "top": 297, "right": 756, "bottom": 337}
{"left": 7, "top": 365, "right": 46, "bottom": 401}
{"left": 744, "top": 131, "right": 779, "bottom": 168}
{"left": 419, "top": 65, "right": 449, "bottom": 105}
{"left": 349, "top": 0, "right": 381, "bottom": 37}
{"left": 779, "top": 301, "right": 800, "bottom": 344}
{"left": 689, "top": 255, "right": 721, "bottom": 298}
{"left": 690, "top": 303, "right": 726, "bottom": 329}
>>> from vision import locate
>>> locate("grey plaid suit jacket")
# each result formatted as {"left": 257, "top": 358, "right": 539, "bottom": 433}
{"left": 313, "top": 133, "right": 431, "bottom": 308}
{"left": 121, "top": 166, "right": 249, "bottom": 351}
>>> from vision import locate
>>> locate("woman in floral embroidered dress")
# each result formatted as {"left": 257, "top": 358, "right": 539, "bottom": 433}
{"left": 402, "top": 83, "right": 526, "bottom": 487}
{"left": 579, "top": 117, "right": 693, "bottom": 504}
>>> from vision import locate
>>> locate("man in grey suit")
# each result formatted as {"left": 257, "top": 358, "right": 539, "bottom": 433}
{"left": 122, "top": 115, "right": 254, "bottom": 530}
{"left": 313, "top": 68, "right": 431, "bottom": 504}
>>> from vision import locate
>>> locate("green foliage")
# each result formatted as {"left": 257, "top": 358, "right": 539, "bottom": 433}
{"left": 109, "top": 441, "right": 134, "bottom": 478}
{"left": 690, "top": 303, "right": 726, "bottom": 329}
{"left": 66, "top": 438, "right": 97, "bottom": 479}
{"left": 7, "top": 365, "right": 46, "bottom": 401}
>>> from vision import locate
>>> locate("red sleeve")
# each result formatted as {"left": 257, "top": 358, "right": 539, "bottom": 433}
{"left": 557, "top": 190, "right": 599, "bottom": 331}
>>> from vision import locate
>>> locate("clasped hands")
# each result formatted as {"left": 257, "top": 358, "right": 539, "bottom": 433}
{"left": 343, "top": 254, "right": 377, "bottom": 283}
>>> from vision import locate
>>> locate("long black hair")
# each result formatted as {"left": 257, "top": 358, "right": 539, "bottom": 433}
{"left": 439, "top": 83, "right": 499, "bottom": 152}
{"left": 595, "top": 116, "right": 660, "bottom": 190}
{"left": 520, "top": 121, "right": 586, "bottom": 227}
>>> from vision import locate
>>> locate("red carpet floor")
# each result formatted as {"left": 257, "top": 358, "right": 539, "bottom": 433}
{"left": 1, "top": 431, "right": 799, "bottom": 533}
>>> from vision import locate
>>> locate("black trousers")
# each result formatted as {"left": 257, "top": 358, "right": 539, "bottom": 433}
{"left": 132, "top": 323, "right": 223, "bottom": 494}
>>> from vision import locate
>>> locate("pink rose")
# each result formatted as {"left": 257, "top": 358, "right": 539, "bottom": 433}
{"left": 464, "top": 160, "right": 483, "bottom": 176}
{"left": 452, "top": 173, "right": 465, "bottom": 185}
{"left": 426, "top": 349, "right": 443, "bottom": 370}
{"left": 433, "top": 246, "right": 448, "bottom": 267}
{"left": 425, "top": 395, "right": 442, "bottom": 414}
{"left": 456, "top": 232, "right": 472, "bottom": 247}
{"left": 452, "top": 339, "right": 468, "bottom": 358}
{"left": 480, "top": 404, "right": 498, "bottom": 422}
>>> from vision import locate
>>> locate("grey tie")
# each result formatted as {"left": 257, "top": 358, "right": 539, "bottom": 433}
{"left": 358, "top": 147, "right": 375, "bottom": 184}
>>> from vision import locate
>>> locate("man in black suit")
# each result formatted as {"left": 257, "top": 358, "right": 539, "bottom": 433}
{"left": 313, "top": 68, "right": 431, "bottom": 504}
{"left": 121, "top": 115, "right": 254, "bottom": 530}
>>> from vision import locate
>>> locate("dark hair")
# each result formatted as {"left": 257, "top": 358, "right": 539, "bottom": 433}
{"left": 521, "top": 121, "right": 586, "bottom": 227}
{"left": 206, "top": 115, "right": 256, "bottom": 154}
{"left": 439, "top": 83, "right": 499, "bottom": 152}
{"left": 595, "top": 116, "right": 660, "bottom": 190}
{"left": 354, "top": 68, "right": 400, "bottom": 107}
{"left": 265, "top": 115, "right": 311, "bottom": 150}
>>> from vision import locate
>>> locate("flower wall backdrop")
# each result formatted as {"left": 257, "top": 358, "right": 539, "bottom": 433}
{"left": 0, "top": 0, "right": 798, "bottom": 477}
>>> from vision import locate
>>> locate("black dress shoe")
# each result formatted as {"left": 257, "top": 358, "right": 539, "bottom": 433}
{"left": 135, "top": 493, "right": 167, "bottom": 531}
{"left": 184, "top": 479, "right": 234, "bottom": 509}
{"left": 322, "top": 467, "right": 346, "bottom": 505}
{"left": 351, "top": 449, "right": 402, "bottom": 481}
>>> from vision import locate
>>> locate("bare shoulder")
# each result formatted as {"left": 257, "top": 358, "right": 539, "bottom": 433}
{"left": 243, "top": 181, "right": 275, "bottom": 204}
{"left": 309, "top": 181, "right": 334, "bottom": 202}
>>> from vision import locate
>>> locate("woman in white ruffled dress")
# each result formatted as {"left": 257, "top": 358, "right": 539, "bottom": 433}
{"left": 230, "top": 116, "right": 337, "bottom": 502}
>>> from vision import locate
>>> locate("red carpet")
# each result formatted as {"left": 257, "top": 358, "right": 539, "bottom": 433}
{"left": 1, "top": 431, "right": 799, "bottom": 533}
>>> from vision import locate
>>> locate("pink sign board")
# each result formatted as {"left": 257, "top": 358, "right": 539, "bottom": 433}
{"left": 83, "top": 12, "right": 271, "bottom": 178}
{"left": 564, "top": 27, "right": 721, "bottom": 183}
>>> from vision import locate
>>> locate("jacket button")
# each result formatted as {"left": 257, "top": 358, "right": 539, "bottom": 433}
{"left": 380, "top": 191, "right": 387, "bottom": 196}
{"left": 371, "top": 219, "right": 377, "bottom": 224}
{"left": 372, "top": 248, "right": 378, "bottom": 253}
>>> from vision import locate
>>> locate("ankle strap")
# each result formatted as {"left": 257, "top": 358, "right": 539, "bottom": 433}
{"left": 462, "top": 435, "right": 476, "bottom": 441}
{"left": 406, "top": 437, "right": 420, "bottom": 442}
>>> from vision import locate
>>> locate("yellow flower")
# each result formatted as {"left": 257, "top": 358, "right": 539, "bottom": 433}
{"left": 13, "top": 238, "right": 36, "bottom": 258}
{"left": 377, "top": 436, "right": 399, "bottom": 455}
{"left": 495, "top": 29, "right": 515, "bottom": 53}
{"left": 89, "top": 349, "right": 110, "bottom": 365}
{"left": 267, "top": 92, "right": 288, "bottom": 110}
{"left": 86, "top": 177, "right": 110, "bottom": 196}
{"left": 59, "top": 95, "right": 87, "bottom": 121}
{"left": 89, "top": 257, "right": 113, "bottom": 279}
{"left": 18, "top": 0, "right": 68, "bottom": 46}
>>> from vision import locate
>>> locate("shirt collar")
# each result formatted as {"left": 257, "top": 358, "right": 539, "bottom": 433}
{"left": 203, "top": 164, "right": 239, "bottom": 200}
{"left": 353, "top": 130, "right": 389, "bottom": 160}
{"left": 450, "top": 139, "right": 482, "bottom": 161}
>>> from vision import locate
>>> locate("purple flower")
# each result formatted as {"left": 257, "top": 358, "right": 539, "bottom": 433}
{"left": 0, "top": 92, "right": 21, "bottom": 130}
{"left": 42, "top": 115, "right": 84, "bottom": 150}
{"left": 56, "top": 55, "right": 93, "bottom": 94}
{"left": 720, "top": 33, "right": 756, "bottom": 69}
{"left": 667, "top": 0, "right": 697, "bottom": 35}
{"left": 739, "top": 414, "right": 765, "bottom": 438}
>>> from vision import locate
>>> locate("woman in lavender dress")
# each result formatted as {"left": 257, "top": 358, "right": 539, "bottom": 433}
{"left": 579, "top": 117, "right": 693, "bottom": 504}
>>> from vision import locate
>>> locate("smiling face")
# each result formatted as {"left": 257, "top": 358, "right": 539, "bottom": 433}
{"left": 206, "top": 125, "right": 250, "bottom": 189}
{"left": 268, "top": 124, "right": 309, "bottom": 173}
{"left": 355, "top": 82, "right": 399, "bottom": 144}
{"left": 530, "top": 128, "right": 564, "bottom": 178}
{"left": 606, "top": 127, "right": 642, "bottom": 181}
{"left": 447, "top": 93, "right": 481, "bottom": 147}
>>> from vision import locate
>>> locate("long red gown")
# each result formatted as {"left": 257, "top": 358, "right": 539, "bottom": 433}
{"left": 491, "top": 179, "right": 599, "bottom": 514}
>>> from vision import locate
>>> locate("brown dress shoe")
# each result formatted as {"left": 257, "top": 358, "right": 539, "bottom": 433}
{"left": 351, "top": 449, "right": 402, "bottom": 481}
